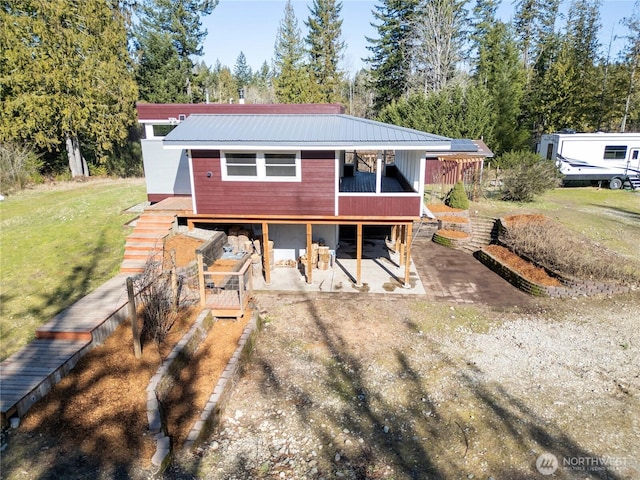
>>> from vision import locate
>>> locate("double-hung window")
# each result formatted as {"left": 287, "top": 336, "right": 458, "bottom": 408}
{"left": 222, "top": 151, "right": 301, "bottom": 181}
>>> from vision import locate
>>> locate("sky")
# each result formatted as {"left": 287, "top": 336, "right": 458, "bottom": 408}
{"left": 200, "top": 0, "right": 636, "bottom": 77}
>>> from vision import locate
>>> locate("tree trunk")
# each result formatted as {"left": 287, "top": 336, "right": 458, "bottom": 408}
{"left": 65, "top": 134, "right": 89, "bottom": 177}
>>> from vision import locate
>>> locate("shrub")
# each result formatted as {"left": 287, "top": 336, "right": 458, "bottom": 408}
{"left": 0, "top": 143, "right": 44, "bottom": 193}
{"left": 445, "top": 181, "right": 469, "bottom": 210}
{"left": 500, "top": 215, "right": 640, "bottom": 285}
{"left": 498, "top": 150, "right": 563, "bottom": 202}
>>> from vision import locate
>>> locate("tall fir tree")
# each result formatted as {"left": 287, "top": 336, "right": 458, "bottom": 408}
{"left": 305, "top": 0, "right": 346, "bottom": 103}
{"left": 620, "top": 1, "right": 640, "bottom": 132}
{"left": 234, "top": 51, "right": 253, "bottom": 89}
{"left": 134, "top": 0, "right": 218, "bottom": 102}
{"left": 365, "top": 0, "right": 418, "bottom": 111}
{"left": 273, "top": 0, "right": 318, "bottom": 103}
{"left": 0, "top": 0, "right": 138, "bottom": 176}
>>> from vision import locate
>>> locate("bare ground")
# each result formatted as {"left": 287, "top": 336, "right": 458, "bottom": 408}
{"left": 169, "top": 292, "right": 640, "bottom": 480}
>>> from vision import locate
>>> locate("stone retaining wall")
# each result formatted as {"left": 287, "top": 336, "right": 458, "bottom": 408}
{"left": 476, "top": 248, "right": 634, "bottom": 298}
{"left": 432, "top": 231, "right": 471, "bottom": 249}
{"left": 145, "top": 307, "right": 262, "bottom": 470}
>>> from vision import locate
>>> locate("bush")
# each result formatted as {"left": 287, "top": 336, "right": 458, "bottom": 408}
{"left": 498, "top": 150, "right": 563, "bottom": 202}
{"left": 500, "top": 215, "right": 640, "bottom": 285}
{"left": 445, "top": 181, "right": 469, "bottom": 210}
{"left": 0, "top": 143, "right": 44, "bottom": 193}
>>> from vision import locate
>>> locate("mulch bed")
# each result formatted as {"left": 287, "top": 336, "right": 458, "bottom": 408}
{"left": 438, "top": 215, "right": 470, "bottom": 223}
{"left": 426, "top": 203, "right": 464, "bottom": 213}
{"left": 437, "top": 229, "right": 470, "bottom": 239}
{"left": 485, "top": 244, "right": 561, "bottom": 287}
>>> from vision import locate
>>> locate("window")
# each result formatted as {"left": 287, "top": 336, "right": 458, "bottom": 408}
{"left": 265, "top": 153, "right": 296, "bottom": 177}
{"left": 152, "top": 124, "right": 177, "bottom": 137}
{"left": 222, "top": 151, "right": 301, "bottom": 181}
{"left": 604, "top": 145, "right": 627, "bottom": 160}
{"left": 225, "top": 153, "right": 257, "bottom": 176}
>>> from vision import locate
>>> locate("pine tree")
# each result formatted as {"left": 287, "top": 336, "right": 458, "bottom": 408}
{"left": 133, "top": 0, "right": 217, "bottom": 102}
{"left": 619, "top": 1, "right": 640, "bottom": 132}
{"left": 273, "top": 0, "right": 318, "bottom": 103}
{"left": 305, "top": 0, "right": 346, "bottom": 103}
{"left": 234, "top": 51, "right": 253, "bottom": 89}
{"left": 0, "top": 0, "right": 138, "bottom": 176}
{"left": 365, "top": 0, "right": 418, "bottom": 111}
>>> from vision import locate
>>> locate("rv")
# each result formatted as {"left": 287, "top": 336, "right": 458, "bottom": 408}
{"left": 537, "top": 132, "right": 640, "bottom": 189}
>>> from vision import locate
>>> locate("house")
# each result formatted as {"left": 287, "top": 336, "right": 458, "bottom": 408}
{"left": 135, "top": 103, "right": 483, "bottom": 288}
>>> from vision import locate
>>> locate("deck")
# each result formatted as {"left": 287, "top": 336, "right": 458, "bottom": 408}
{"left": 340, "top": 171, "right": 413, "bottom": 193}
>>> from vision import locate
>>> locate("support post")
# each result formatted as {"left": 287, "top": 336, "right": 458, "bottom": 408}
{"left": 404, "top": 222, "right": 413, "bottom": 288}
{"left": 306, "top": 223, "right": 313, "bottom": 284}
{"left": 399, "top": 225, "right": 406, "bottom": 267}
{"left": 356, "top": 222, "right": 363, "bottom": 287}
{"left": 262, "top": 222, "right": 271, "bottom": 285}
{"left": 197, "top": 251, "right": 206, "bottom": 307}
{"left": 126, "top": 277, "right": 141, "bottom": 359}
{"left": 170, "top": 250, "right": 178, "bottom": 312}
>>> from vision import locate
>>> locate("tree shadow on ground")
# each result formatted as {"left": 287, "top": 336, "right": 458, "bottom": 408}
{"left": 172, "top": 293, "right": 629, "bottom": 479}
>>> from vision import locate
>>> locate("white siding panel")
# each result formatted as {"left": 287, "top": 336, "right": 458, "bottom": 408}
{"left": 141, "top": 140, "right": 191, "bottom": 196}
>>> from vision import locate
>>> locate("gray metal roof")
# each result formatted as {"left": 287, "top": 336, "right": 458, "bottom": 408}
{"left": 163, "top": 114, "right": 459, "bottom": 150}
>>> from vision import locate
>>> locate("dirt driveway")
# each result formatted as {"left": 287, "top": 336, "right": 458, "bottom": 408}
{"left": 166, "top": 245, "right": 640, "bottom": 479}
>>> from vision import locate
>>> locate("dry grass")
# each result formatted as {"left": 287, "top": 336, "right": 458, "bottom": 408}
{"left": 500, "top": 215, "right": 640, "bottom": 285}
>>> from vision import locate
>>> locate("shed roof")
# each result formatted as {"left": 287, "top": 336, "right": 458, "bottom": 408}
{"left": 163, "top": 114, "right": 457, "bottom": 151}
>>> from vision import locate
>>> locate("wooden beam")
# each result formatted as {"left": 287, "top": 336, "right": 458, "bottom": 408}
{"left": 356, "top": 222, "right": 363, "bottom": 287}
{"left": 262, "top": 222, "right": 271, "bottom": 285}
{"left": 399, "top": 224, "right": 406, "bottom": 267}
{"left": 404, "top": 222, "right": 413, "bottom": 288}
{"left": 306, "top": 223, "right": 313, "bottom": 284}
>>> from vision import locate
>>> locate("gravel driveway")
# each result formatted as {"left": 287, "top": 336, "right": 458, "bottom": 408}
{"left": 169, "top": 288, "right": 640, "bottom": 480}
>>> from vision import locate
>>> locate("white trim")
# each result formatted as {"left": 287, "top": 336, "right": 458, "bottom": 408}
{"left": 187, "top": 151, "right": 197, "bottom": 214}
{"left": 220, "top": 150, "right": 301, "bottom": 182}
{"left": 164, "top": 143, "right": 452, "bottom": 152}
{"left": 337, "top": 192, "right": 422, "bottom": 197}
{"left": 334, "top": 152, "right": 340, "bottom": 216}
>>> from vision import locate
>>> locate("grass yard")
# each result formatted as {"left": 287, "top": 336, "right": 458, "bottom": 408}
{"left": 423, "top": 184, "right": 640, "bottom": 258}
{"left": 0, "top": 178, "right": 146, "bottom": 360}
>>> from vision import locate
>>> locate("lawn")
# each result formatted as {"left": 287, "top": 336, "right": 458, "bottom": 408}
{"left": 0, "top": 178, "right": 146, "bottom": 360}
{"left": 472, "top": 187, "right": 640, "bottom": 258}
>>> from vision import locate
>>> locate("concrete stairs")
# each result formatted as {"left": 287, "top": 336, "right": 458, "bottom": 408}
{"left": 121, "top": 213, "right": 177, "bottom": 274}
{"left": 460, "top": 215, "right": 499, "bottom": 254}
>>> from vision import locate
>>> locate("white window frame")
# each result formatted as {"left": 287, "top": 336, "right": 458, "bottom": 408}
{"left": 221, "top": 151, "right": 301, "bottom": 182}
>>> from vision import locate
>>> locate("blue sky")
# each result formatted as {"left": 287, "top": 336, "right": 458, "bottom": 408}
{"left": 201, "top": 0, "right": 635, "bottom": 77}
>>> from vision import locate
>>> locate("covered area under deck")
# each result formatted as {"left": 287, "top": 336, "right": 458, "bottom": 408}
{"left": 184, "top": 214, "right": 418, "bottom": 290}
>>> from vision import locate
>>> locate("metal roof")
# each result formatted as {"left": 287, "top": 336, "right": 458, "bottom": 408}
{"left": 162, "top": 114, "right": 457, "bottom": 151}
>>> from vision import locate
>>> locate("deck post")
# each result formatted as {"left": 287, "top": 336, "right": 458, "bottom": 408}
{"left": 197, "top": 251, "right": 206, "bottom": 307}
{"left": 399, "top": 224, "right": 406, "bottom": 267}
{"left": 126, "top": 277, "right": 142, "bottom": 359}
{"left": 404, "top": 222, "right": 413, "bottom": 288}
{"left": 306, "top": 223, "right": 313, "bottom": 284}
{"left": 356, "top": 222, "right": 363, "bottom": 287}
{"left": 262, "top": 222, "right": 271, "bottom": 285}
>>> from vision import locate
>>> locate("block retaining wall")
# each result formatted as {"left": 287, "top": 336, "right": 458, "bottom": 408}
{"left": 476, "top": 248, "right": 634, "bottom": 298}
{"left": 145, "top": 307, "right": 262, "bottom": 471}
{"left": 432, "top": 230, "right": 471, "bottom": 249}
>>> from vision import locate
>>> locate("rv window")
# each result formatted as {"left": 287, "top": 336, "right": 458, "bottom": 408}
{"left": 603, "top": 145, "right": 627, "bottom": 160}
{"left": 633, "top": 150, "right": 639, "bottom": 160}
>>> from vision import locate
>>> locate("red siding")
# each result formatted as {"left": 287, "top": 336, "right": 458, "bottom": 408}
{"left": 339, "top": 196, "right": 421, "bottom": 217}
{"left": 425, "top": 157, "right": 483, "bottom": 184}
{"left": 137, "top": 103, "right": 344, "bottom": 121}
{"left": 192, "top": 150, "right": 336, "bottom": 216}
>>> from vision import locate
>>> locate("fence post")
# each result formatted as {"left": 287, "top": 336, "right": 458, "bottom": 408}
{"left": 126, "top": 277, "right": 142, "bottom": 359}
{"left": 197, "top": 251, "right": 206, "bottom": 307}
{"left": 170, "top": 250, "right": 178, "bottom": 312}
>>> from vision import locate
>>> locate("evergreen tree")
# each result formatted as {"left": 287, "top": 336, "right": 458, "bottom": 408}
{"left": 365, "top": 0, "right": 418, "bottom": 111}
{"left": 134, "top": 0, "right": 218, "bottom": 102}
{"left": 0, "top": 0, "right": 138, "bottom": 176}
{"left": 234, "top": 51, "right": 253, "bottom": 89}
{"left": 273, "top": 0, "right": 318, "bottom": 103}
{"left": 513, "top": 0, "right": 561, "bottom": 73}
{"left": 620, "top": 1, "right": 640, "bottom": 132}
{"left": 305, "top": 0, "right": 346, "bottom": 103}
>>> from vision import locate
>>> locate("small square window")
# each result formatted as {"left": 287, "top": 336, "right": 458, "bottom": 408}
{"left": 226, "top": 153, "right": 257, "bottom": 176}
{"left": 265, "top": 153, "right": 296, "bottom": 177}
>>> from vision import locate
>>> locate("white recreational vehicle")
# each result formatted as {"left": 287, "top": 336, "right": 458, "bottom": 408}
{"left": 537, "top": 132, "right": 640, "bottom": 189}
